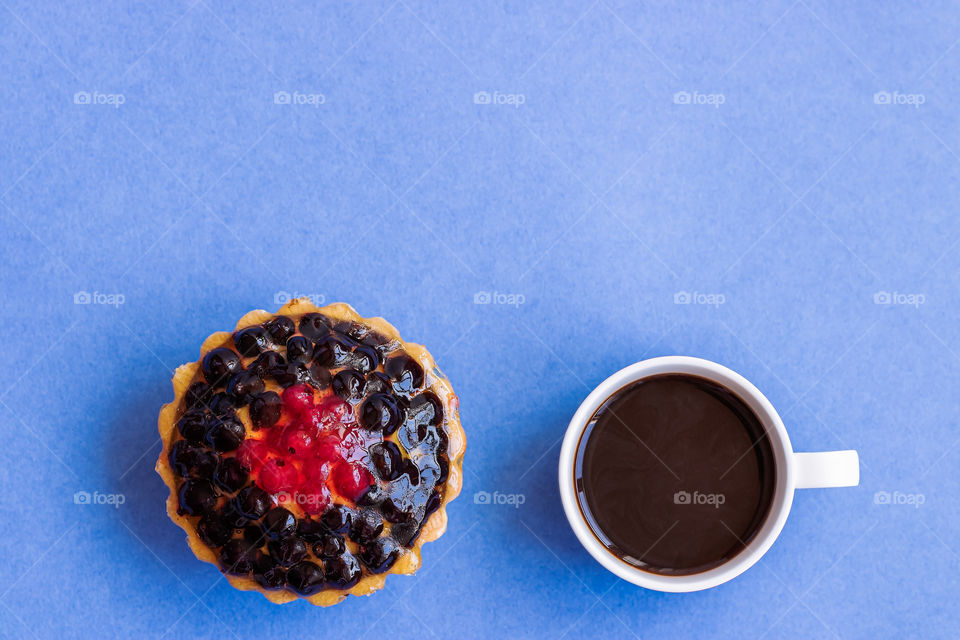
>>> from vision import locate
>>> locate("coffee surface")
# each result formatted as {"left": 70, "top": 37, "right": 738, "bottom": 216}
{"left": 575, "top": 374, "right": 775, "bottom": 574}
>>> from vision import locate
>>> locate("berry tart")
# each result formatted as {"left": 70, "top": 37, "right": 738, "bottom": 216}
{"left": 156, "top": 299, "right": 465, "bottom": 605}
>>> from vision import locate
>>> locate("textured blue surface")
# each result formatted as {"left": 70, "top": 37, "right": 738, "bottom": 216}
{"left": 1, "top": 2, "right": 958, "bottom": 638}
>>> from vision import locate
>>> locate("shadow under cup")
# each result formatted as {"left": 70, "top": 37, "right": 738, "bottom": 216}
{"left": 573, "top": 373, "right": 777, "bottom": 576}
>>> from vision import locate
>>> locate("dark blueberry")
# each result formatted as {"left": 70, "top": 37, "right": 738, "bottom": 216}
{"left": 249, "top": 391, "right": 282, "bottom": 430}
{"left": 369, "top": 441, "right": 403, "bottom": 481}
{"left": 360, "top": 393, "right": 401, "bottom": 435}
{"left": 226, "top": 370, "right": 264, "bottom": 405}
{"left": 436, "top": 456, "right": 449, "bottom": 485}
{"left": 407, "top": 391, "right": 443, "bottom": 428}
{"left": 391, "top": 521, "right": 422, "bottom": 547}
{"left": 177, "top": 479, "right": 219, "bottom": 516}
{"left": 403, "top": 459, "right": 420, "bottom": 486}
{"left": 193, "top": 450, "right": 220, "bottom": 478}
{"left": 359, "top": 330, "right": 390, "bottom": 349}
{"left": 220, "top": 502, "right": 249, "bottom": 529}
{"left": 332, "top": 320, "right": 365, "bottom": 339}
{"left": 213, "top": 457, "right": 248, "bottom": 493}
{"left": 234, "top": 486, "right": 272, "bottom": 519}
{"left": 320, "top": 505, "right": 354, "bottom": 534}
{"left": 424, "top": 490, "right": 442, "bottom": 517}
{"left": 220, "top": 539, "right": 258, "bottom": 575}
{"left": 268, "top": 361, "right": 310, "bottom": 387}
{"left": 384, "top": 354, "right": 424, "bottom": 395}
{"left": 261, "top": 507, "right": 297, "bottom": 540}
{"left": 313, "top": 334, "right": 354, "bottom": 367}
{"left": 202, "top": 347, "right": 242, "bottom": 387}
{"left": 185, "top": 382, "right": 213, "bottom": 409}
{"left": 208, "top": 392, "right": 239, "bottom": 418}
{"left": 286, "top": 336, "right": 314, "bottom": 362}
{"left": 250, "top": 350, "right": 285, "bottom": 377}
{"left": 365, "top": 371, "right": 391, "bottom": 394}
{"left": 352, "top": 344, "right": 379, "bottom": 373}
{"left": 356, "top": 483, "right": 384, "bottom": 507}
{"left": 176, "top": 409, "right": 208, "bottom": 444}
{"left": 323, "top": 553, "right": 361, "bottom": 589}
{"left": 332, "top": 369, "right": 366, "bottom": 402}
{"left": 286, "top": 561, "right": 325, "bottom": 595}
{"left": 206, "top": 417, "right": 245, "bottom": 452}
{"left": 168, "top": 441, "right": 201, "bottom": 477}
{"left": 243, "top": 524, "right": 266, "bottom": 545}
{"left": 197, "top": 514, "right": 234, "bottom": 547}
{"left": 268, "top": 536, "right": 307, "bottom": 567}
{"left": 298, "top": 313, "right": 331, "bottom": 340}
{"left": 349, "top": 509, "right": 384, "bottom": 545}
{"left": 359, "top": 537, "right": 401, "bottom": 574}
{"left": 252, "top": 554, "right": 286, "bottom": 589}
{"left": 312, "top": 533, "right": 345, "bottom": 559}
{"left": 264, "top": 316, "right": 296, "bottom": 344}
{"left": 381, "top": 496, "right": 415, "bottom": 524}
{"left": 308, "top": 362, "right": 332, "bottom": 389}
{"left": 296, "top": 518, "right": 328, "bottom": 542}
{"left": 234, "top": 326, "right": 270, "bottom": 357}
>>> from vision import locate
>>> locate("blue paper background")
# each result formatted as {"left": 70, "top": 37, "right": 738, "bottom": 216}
{"left": 1, "top": 2, "right": 958, "bottom": 638}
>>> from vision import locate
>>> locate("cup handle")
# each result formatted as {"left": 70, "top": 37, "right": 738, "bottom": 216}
{"left": 793, "top": 450, "right": 860, "bottom": 489}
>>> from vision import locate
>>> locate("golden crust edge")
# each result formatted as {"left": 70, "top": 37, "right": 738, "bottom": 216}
{"left": 156, "top": 299, "right": 465, "bottom": 606}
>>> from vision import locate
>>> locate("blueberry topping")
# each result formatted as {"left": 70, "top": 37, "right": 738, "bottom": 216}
{"left": 268, "top": 536, "right": 307, "bottom": 567}
{"left": 250, "top": 350, "right": 285, "bottom": 377}
{"left": 384, "top": 354, "right": 424, "bottom": 395}
{"left": 403, "top": 460, "right": 420, "bottom": 486}
{"left": 381, "top": 497, "right": 415, "bottom": 524}
{"left": 249, "top": 391, "right": 283, "bottom": 429}
{"left": 264, "top": 316, "right": 296, "bottom": 344}
{"left": 391, "top": 521, "right": 422, "bottom": 547}
{"left": 286, "top": 336, "right": 314, "bottom": 362}
{"left": 220, "top": 502, "right": 249, "bottom": 529}
{"left": 323, "top": 553, "right": 362, "bottom": 589}
{"left": 261, "top": 507, "right": 297, "bottom": 540}
{"left": 176, "top": 409, "right": 208, "bottom": 444}
{"left": 168, "top": 441, "right": 200, "bottom": 477}
{"left": 332, "top": 320, "right": 365, "bottom": 339}
{"left": 360, "top": 393, "right": 401, "bottom": 435}
{"left": 407, "top": 391, "right": 443, "bottom": 428}
{"left": 197, "top": 514, "right": 234, "bottom": 547}
{"left": 178, "top": 479, "right": 219, "bottom": 516}
{"left": 437, "top": 456, "right": 449, "bottom": 485}
{"left": 213, "top": 457, "right": 248, "bottom": 493}
{"left": 286, "top": 561, "right": 325, "bottom": 595}
{"left": 321, "top": 505, "right": 354, "bottom": 534}
{"left": 369, "top": 441, "right": 403, "bottom": 481}
{"left": 220, "top": 539, "right": 259, "bottom": 575}
{"left": 252, "top": 554, "right": 286, "bottom": 589}
{"left": 352, "top": 344, "right": 379, "bottom": 373}
{"left": 313, "top": 533, "right": 346, "bottom": 559}
{"left": 234, "top": 326, "right": 270, "bottom": 357}
{"left": 234, "top": 486, "right": 271, "bottom": 519}
{"left": 349, "top": 509, "right": 384, "bottom": 545}
{"left": 298, "top": 313, "right": 330, "bottom": 340}
{"left": 296, "top": 518, "right": 328, "bottom": 542}
{"left": 185, "top": 382, "right": 213, "bottom": 409}
{"left": 206, "top": 417, "right": 245, "bottom": 452}
{"left": 226, "top": 370, "right": 264, "bottom": 405}
{"left": 313, "top": 334, "right": 354, "bottom": 367}
{"left": 332, "top": 369, "right": 366, "bottom": 402}
{"left": 207, "top": 392, "right": 239, "bottom": 418}
{"left": 365, "top": 371, "right": 391, "bottom": 394}
{"left": 243, "top": 524, "right": 266, "bottom": 545}
{"left": 359, "top": 537, "right": 401, "bottom": 574}
{"left": 202, "top": 347, "right": 242, "bottom": 387}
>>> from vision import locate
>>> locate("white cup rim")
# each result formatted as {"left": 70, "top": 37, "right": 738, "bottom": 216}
{"left": 558, "top": 356, "right": 797, "bottom": 592}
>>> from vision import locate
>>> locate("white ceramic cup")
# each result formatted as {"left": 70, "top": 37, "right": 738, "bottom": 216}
{"left": 558, "top": 356, "right": 859, "bottom": 592}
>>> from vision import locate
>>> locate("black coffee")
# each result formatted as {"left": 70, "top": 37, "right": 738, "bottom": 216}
{"left": 574, "top": 374, "right": 776, "bottom": 575}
